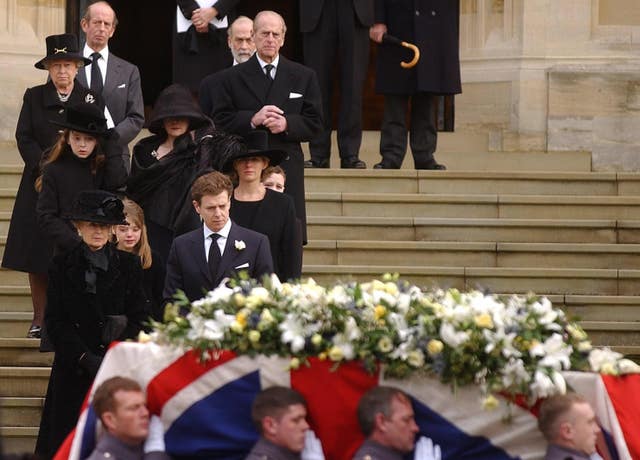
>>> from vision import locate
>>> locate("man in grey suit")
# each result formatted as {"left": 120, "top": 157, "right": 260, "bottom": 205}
{"left": 78, "top": 1, "right": 144, "bottom": 173}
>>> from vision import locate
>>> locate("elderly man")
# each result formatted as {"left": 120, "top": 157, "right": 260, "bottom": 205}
{"left": 353, "top": 386, "right": 441, "bottom": 460}
{"left": 77, "top": 0, "right": 144, "bottom": 173}
{"left": 87, "top": 376, "right": 169, "bottom": 460}
{"left": 212, "top": 10, "right": 323, "bottom": 244}
{"left": 199, "top": 15, "right": 256, "bottom": 117}
{"left": 537, "top": 393, "right": 603, "bottom": 460}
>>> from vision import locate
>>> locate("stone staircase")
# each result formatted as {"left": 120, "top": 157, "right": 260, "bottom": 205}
{"left": 1, "top": 142, "right": 640, "bottom": 453}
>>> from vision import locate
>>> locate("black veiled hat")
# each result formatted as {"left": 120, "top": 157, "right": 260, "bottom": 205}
{"left": 218, "top": 130, "right": 288, "bottom": 173}
{"left": 50, "top": 102, "right": 108, "bottom": 136}
{"left": 147, "top": 84, "right": 209, "bottom": 134}
{"left": 66, "top": 190, "right": 127, "bottom": 225}
{"left": 35, "top": 33, "right": 91, "bottom": 70}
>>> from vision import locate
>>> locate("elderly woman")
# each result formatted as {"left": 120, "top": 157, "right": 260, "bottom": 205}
{"left": 34, "top": 190, "right": 149, "bottom": 459}
{"left": 2, "top": 33, "right": 101, "bottom": 339}
{"left": 127, "top": 83, "right": 210, "bottom": 266}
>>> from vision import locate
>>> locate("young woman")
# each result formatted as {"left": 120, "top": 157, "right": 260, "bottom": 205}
{"left": 113, "top": 198, "right": 166, "bottom": 321}
{"left": 220, "top": 131, "right": 302, "bottom": 281}
{"left": 35, "top": 190, "right": 148, "bottom": 459}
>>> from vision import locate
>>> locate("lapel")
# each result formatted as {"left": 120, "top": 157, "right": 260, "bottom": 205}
{"left": 265, "top": 56, "right": 294, "bottom": 106}
{"left": 77, "top": 64, "right": 88, "bottom": 88}
{"left": 103, "top": 54, "right": 122, "bottom": 96}
{"left": 216, "top": 223, "right": 241, "bottom": 284}
{"left": 190, "top": 228, "right": 214, "bottom": 285}
{"left": 42, "top": 81, "right": 63, "bottom": 109}
{"left": 238, "top": 55, "right": 272, "bottom": 105}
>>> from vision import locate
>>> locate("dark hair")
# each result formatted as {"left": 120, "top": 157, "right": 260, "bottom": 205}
{"left": 537, "top": 393, "right": 588, "bottom": 442}
{"left": 251, "top": 386, "right": 306, "bottom": 434}
{"left": 82, "top": 1, "right": 119, "bottom": 28}
{"left": 191, "top": 171, "right": 233, "bottom": 203}
{"left": 357, "top": 386, "right": 410, "bottom": 436}
{"left": 261, "top": 165, "right": 286, "bottom": 181}
{"left": 92, "top": 376, "right": 142, "bottom": 420}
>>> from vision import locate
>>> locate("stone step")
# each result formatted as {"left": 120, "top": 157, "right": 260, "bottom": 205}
{"left": 0, "top": 211, "right": 12, "bottom": 234}
{"left": 304, "top": 241, "right": 640, "bottom": 269}
{"left": 0, "top": 339, "right": 53, "bottom": 367}
{"left": 302, "top": 265, "right": 640, "bottom": 296}
{"left": 0, "top": 165, "right": 23, "bottom": 189}
{"left": 0, "top": 188, "right": 17, "bottom": 212}
{"left": 0, "top": 286, "right": 33, "bottom": 313}
{"left": 0, "top": 268, "right": 29, "bottom": 286}
{"left": 0, "top": 312, "right": 31, "bottom": 337}
{"left": 306, "top": 193, "right": 640, "bottom": 219}
{"left": 0, "top": 426, "right": 38, "bottom": 455}
{"left": 0, "top": 366, "right": 50, "bottom": 397}
{"left": 0, "top": 397, "right": 43, "bottom": 427}
{"left": 305, "top": 170, "right": 640, "bottom": 196}
{"left": 307, "top": 217, "right": 639, "bottom": 244}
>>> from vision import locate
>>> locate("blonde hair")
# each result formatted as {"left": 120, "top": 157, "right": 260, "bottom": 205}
{"left": 116, "top": 198, "right": 153, "bottom": 269}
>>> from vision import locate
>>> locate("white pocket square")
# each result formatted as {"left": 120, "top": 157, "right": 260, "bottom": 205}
{"left": 235, "top": 262, "right": 250, "bottom": 269}
{"left": 289, "top": 92, "right": 302, "bottom": 99}
{"left": 117, "top": 83, "right": 126, "bottom": 89}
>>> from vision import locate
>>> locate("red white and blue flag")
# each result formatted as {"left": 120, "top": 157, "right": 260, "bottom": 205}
{"left": 54, "top": 342, "right": 639, "bottom": 460}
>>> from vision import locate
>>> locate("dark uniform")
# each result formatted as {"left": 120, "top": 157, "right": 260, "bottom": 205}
{"left": 86, "top": 432, "right": 171, "bottom": 460}
{"left": 373, "top": 0, "right": 461, "bottom": 169}
{"left": 544, "top": 444, "right": 592, "bottom": 460}
{"left": 245, "top": 437, "right": 301, "bottom": 460}
{"left": 352, "top": 439, "right": 404, "bottom": 460}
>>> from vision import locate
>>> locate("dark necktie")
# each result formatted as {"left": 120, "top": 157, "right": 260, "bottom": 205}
{"left": 208, "top": 233, "right": 222, "bottom": 280}
{"left": 264, "top": 64, "right": 274, "bottom": 81}
{"left": 90, "top": 52, "right": 104, "bottom": 94}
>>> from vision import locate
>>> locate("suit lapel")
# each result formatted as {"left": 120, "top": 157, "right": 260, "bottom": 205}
{"left": 77, "top": 66, "right": 88, "bottom": 88}
{"left": 216, "top": 223, "right": 241, "bottom": 284}
{"left": 239, "top": 56, "right": 271, "bottom": 105}
{"left": 266, "top": 56, "right": 293, "bottom": 105}
{"left": 190, "top": 229, "right": 213, "bottom": 285}
{"left": 104, "top": 55, "right": 122, "bottom": 95}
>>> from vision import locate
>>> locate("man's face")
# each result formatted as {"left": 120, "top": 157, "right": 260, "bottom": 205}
{"left": 104, "top": 390, "right": 150, "bottom": 445}
{"left": 267, "top": 404, "right": 309, "bottom": 453}
{"left": 378, "top": 395, "right": 419, "bottom": 453}
{"left": 228, "top": 20, "right": 255, "bottom": 64}
{"left": 566, "top": 402, "right": 600, "bottom": 455}
{"left": 81, "top": 3, "right": 116, "bottom": 51}
{"left": 193, "top": 191, "right": 231, "bottom": 232}
{"left": 253, "top": 13, "right": 284, "bottom": 63}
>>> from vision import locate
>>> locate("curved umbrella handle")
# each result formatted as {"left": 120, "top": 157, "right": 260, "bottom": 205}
{"left": 381, "top": 33, "right": 420, "bottom": 69}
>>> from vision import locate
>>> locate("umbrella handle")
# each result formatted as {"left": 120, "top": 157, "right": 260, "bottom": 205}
{"left": 400, "top": 41, "right": 420, "bottom": 68}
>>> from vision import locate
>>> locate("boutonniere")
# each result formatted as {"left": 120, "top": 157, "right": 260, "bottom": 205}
{"left": 235, "top": 240, "right": 246, "bottom": 251}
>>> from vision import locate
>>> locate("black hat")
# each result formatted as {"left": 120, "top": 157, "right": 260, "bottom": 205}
{"left": 66, "top": 190, "right": 127, "bottom": 225}
{"left": 50, "top": 102, "right": 108, "bottom": 136}
{"left": 147, "top": 84, "right": 209, "bottom": 134}
{"left": 35, "top": 33, "right": 91, "bottom": 70}
{"left": 219, "top": 130, "right": 288, "bottom": 173}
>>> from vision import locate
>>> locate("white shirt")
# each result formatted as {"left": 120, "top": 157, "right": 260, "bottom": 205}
{"left": 83, "top": 44, "right": 115, "bottom": 128}
{"left": 256, "top": 54, "right": 280, "bottom": 80}
{"left": 203, "top": 219, "right": 231, "bottom": 261}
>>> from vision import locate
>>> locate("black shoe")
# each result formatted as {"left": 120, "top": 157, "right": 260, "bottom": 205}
{"left": 27, "top": 325, "right": 41, "bottom": 339}
{"left": 341, "top": 158, "right": 366, "bottom": 169}
{"left": 304, "top": 159, "right": 330, "bottom": 168}
{"left": 417, "top": 161, "right": 447, "bottom": 170}
{"left": 373, "top": 162, "right": 399, "bottom": 170}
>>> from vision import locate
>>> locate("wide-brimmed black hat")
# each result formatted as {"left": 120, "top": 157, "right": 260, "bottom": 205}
{"left": 35, "top": 33, "right": 91, "bottom": 70}
{"left": 219, "top": 130, "right": 288, "bottom": 173}
{"left": 50, "top": 102, "right": 108, "bottom": 137}
{"left": 66, "top": 190, "right": 127, "bottom": 225}
{"left": 147, "top": 84, "right": 209, "bottom": 134}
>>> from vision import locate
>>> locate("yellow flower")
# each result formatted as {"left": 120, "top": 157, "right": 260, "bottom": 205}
{"left": 248, "top": 330, "right": 261, "bottom": 343}
{"left": 377, "top": 336, "right": 393, "bottom": 353}
{"left": 233, "top": 293, "right": 246, "bottom": 307}
{"left": 374, "top": 305, "right": 387, "bottom": 321}
{"left": 427, "top": 339, "right": 444, "bottom": 356}
{"left": 577, "top": 341, "right": 592, "bottom": 352}
{"left": 258, "top": 309, "right": 275, "bottom": 330}
{"left": 601, "top": 362, "right": 618, "bottom": 375}
{"left": 311, "top": 334, "right": 323, "bottom": 347}
{"left": 236, "top": 311, "right": 248, "bottom": 327}
{"left": 384, "top": 282, "right": 398, "bottom": 295}
{"left": 328, "top": 346, "right": 344, "bottom": 361}
{"left": 289, "top": 357, "right": 300, "bottom": 370}
{"left": 407, "top": 350, "right": 425, "bottom": 367}
{"left": 137, "top": 330, "right": 151, "bottom": 343}
{"left": 371, "top": 280, "right": 385, "bottom": 291}
{"left": 245, "top": 295, "right": 262, "bottom": 309}
{"left": 482, "top": 394, "right": 500, "bottom": 410}
{"left": 318, "top": 352, "right": 328, "bottom": 361}
{"left": 567, "top": 323, "right": 588, "bottom": 341}
{"left": 474, "top": 313, "right": 494, "bottom": 329}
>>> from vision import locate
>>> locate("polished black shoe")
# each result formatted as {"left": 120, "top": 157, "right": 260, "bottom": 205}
{"left": 341, "top": 158, "right": 366, "bottom": 169}
{"left": 27, "top": 324, "right": 41, "bottom": 339}
{"left": 304, "top": 159, "right": 330, "bottom": 168}
{"left": 417, "top": 161, "right": 447, "bottom": 170}
{"left": 373, "top": 162, "right": 399, "bottom": 169}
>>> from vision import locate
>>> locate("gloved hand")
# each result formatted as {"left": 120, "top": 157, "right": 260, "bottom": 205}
{"left": 301, "top": 430, "right": 325, "bottom": 460}
{"left": 143, "top": 415, "right": 166, "bottom": 453}
{"left": 414, "top": 436, "right": 441, "bottom": 460}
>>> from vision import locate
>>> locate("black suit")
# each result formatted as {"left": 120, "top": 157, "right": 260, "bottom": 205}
{"left": 212, "top": 54, "right": 323, "bottom": 243}
{"left": 300, "top": 0, "right": 374, "bottom": 165}
{"left": 163, "top": 222, "right": 273, "bottom": 303}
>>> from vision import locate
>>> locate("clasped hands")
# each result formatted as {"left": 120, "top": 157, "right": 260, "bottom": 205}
{"left": 191, "top": 7, "right": 218, "bottom": 33}
{"left": 252, "top": 105, "right": 287, "bottom": 134}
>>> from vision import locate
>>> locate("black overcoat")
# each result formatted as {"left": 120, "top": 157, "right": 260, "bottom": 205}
{"left": 3, "top": 80, "right": 102, "bottom": 273}
{"left": 374, "top": 0, "right": 461, "bottom": 95}
{"left": 35, "top": 243, "right": 148, "bottom": 458}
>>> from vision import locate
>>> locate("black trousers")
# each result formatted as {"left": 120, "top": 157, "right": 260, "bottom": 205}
{"left": 379, "top": 92, "right": 438, "bottom": 169}
{"left": 302, "top": 0, "right": 369, "bottom": 163}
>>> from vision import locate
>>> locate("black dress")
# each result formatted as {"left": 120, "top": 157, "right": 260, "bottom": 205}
{"left": 144, "top": 250, "right": 167, "bottom": 322}
{"left": 35, "top": 243, "right": 148, "bottom": 459}
{"left": 230, "top": 189, "right": 302, "bottom": 281}
{"left": 3, "top": 81, "right": 102, "bottom": 273}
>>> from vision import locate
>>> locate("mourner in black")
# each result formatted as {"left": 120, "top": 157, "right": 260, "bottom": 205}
{"left": 3, "top": 33, "right": 100, "bottom": 339}
{"left": 35, "top": 191, "right": 148, "bottom": 459}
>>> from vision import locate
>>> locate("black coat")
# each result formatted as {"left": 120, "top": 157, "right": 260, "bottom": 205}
{"left": 231, "top": 189, "right": 302, "bottom": 281}
{"left": 144, "top": 250, "right": 166, "bottom": 322}
{"left": 374, "top": 0, "right": 461, "bottom": 95}
{"left": 35, "top": 243, "right": 148, "bottom": 459}
{"left": 3, "top": 81, "right": 102, "bottom": 272}
{"left": 36, "top": 144, "right": 127, "bottom": 253}
{"left": 212, "top": 54, "right": 323, "bottom": 243}
{"left": 300, "top": 0, "right": 374, "bottom": 32}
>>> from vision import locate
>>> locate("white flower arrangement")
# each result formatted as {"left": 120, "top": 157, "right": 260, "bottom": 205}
{"left": 234, "top": 240, "right": 246, "bottom": 251}
{"left": 151, "top": 274, "right": 639, "bottom": 408}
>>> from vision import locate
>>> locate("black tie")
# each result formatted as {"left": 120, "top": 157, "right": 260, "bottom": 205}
{"left": 208, "top": 234, "right": 222, "bottom": 280}
{"left": 264, "top": 64, "right": 274, "bottom": 81}
{"left": 90, "top": 52, "right": 104, "bottom": 94}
